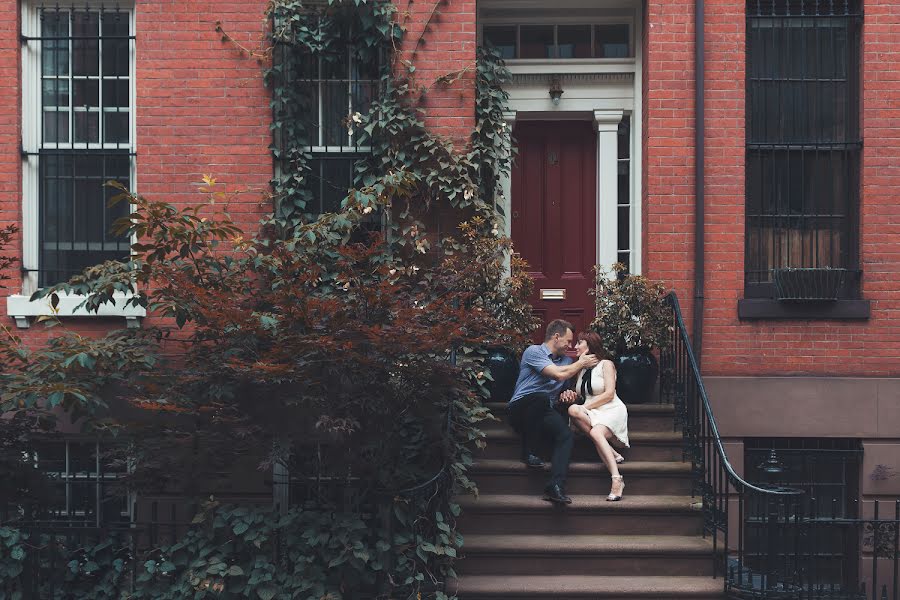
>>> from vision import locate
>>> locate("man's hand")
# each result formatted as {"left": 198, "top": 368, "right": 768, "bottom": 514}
{"left": 577, "top": 353, "right": 601, "bottom": 369}
{"left": 558, "top": 390, "right": 578, "bottom": 405}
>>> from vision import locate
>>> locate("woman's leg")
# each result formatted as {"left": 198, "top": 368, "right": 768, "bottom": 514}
{"left": 589, "top": 425, "right": 620, "bottom": 477}
{"left": 567, "top": 404, "right": 593, "bottom": 435}
{"left": 590, "top": 425, "right": 625, "bottom": 499}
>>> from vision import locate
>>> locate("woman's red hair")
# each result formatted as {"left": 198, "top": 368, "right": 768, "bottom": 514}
{"left": 577, "top": 331, "right": 612, "bottom": 361}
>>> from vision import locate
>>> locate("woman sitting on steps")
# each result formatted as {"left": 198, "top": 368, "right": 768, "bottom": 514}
{"left": 567, "top": 331, "right": 630, "bottom": 501}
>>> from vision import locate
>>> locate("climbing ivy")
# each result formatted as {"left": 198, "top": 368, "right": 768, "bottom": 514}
{"left": 0, "top": 2, "right": 527, "bottom": 599}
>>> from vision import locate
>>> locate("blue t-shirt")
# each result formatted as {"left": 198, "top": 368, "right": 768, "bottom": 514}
{"left": 509, "top": 343, "right": 574, "bottom": 405}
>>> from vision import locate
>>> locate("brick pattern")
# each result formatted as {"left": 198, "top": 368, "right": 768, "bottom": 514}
{"left": 397, "top": 0, "right": 477, "bottom": 146}
{"left": 644, "top": 0, "right": 900, "bottom": 376}
{"left": 643, "top": 0, "right": 698, "bottom": 334}
{"left": 0, "top": 0, "right": 20, "bottom": 293}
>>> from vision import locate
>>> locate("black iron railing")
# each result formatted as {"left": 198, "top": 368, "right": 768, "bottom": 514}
{"left": 661, "top": 291, "right": 900, "bottom": 600}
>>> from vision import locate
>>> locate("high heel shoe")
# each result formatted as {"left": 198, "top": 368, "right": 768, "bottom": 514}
{"left": 614, "top": 453, "right": 625, "bottom": 464}
{"left": 606, "top": 475, "right": 624, "bottom": 501}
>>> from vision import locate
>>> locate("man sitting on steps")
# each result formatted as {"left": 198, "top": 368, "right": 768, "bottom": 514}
{"left": 507, "top": 319, "right": 600, "bottom": 505}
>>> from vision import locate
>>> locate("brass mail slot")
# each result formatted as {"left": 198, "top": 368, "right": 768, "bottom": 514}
{"left": 540, "top": 288, "right": 566, "bottom": 301}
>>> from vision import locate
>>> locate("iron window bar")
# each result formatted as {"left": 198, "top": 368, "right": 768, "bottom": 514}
{"left": 744, "top": 0, "right": 862, "bottom": 299}
{"left": 22, "top": 5, "right": 135, "bottom": 287}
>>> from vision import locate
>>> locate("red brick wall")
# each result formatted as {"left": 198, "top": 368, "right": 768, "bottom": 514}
{"left": 398, "top": 0, "right": 477, "bottom": 146}
{"left": 1, "top": 0, "right": 478, "bottom": 342}
{"left": 0, "top": 0, "right": 20, "bottom": 291}
{"left": 649, "top": 0, "right": 900, "bottom": 377}
{"left": 643, "top": 0, "right": 698, "bottom": 334}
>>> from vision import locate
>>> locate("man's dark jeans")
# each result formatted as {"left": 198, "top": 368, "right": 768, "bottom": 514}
{"left": 507, "top": 392, "right": 574, "bottom": 487}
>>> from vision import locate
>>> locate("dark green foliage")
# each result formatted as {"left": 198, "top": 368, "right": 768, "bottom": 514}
{"left": 0, "top": 3, "right": 527, "bottom": 599}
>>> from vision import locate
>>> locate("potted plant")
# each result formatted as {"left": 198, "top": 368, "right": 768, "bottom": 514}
{"left": 590, "top": 263, "right": 673, "bottom": 404}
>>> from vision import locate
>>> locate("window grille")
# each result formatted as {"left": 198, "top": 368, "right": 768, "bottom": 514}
{"left": 745, "top": 0, "right": 862, "bottom": 299}
{"left": 22, "top": 5, "right": 135, "bottom": 287}
{"left": 744, "top": 438, "right": 862, "bottom": 587}
{"left": 274, "top": 13, "right": 381, "bottom": 219}
{"left": 23, "top": 440, "right": 131, "bottom": 527}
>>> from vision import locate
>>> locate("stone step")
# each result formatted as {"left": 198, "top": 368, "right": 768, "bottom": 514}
{"left": 456, "top": 533, "right": 718, "bottom": 577}
{"left": 471, "top": 458, "right": 694, "bottom": 495}
{"left": 480, "top": 428, "right": 685, "bottom": 462}
{"left": 450, "top": 575, "right": 725, "bottom": 599}
{"left": 457, "top": 494, "right": 704, "bottom": 536}
{"left": 485, "top": 401, "right": 678, "bottom": 433}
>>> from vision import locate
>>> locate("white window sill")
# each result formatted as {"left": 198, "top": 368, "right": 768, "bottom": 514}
{"left": 6, "top": 293, "right": 146, "bottom": 329}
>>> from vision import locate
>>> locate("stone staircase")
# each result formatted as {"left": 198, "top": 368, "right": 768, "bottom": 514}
{"left": 450, "top": 402, "right": 726, "bottom": 600}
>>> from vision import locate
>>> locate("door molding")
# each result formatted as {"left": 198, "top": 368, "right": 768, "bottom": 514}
{"left": 495, "top": 10, "right": 642, "bottom": 274}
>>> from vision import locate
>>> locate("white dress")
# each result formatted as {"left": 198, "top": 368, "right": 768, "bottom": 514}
{"left": 575, "top": 360, "right": 630, "bottom": 448}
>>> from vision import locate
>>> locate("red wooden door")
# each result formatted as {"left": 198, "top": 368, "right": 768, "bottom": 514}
{"left": 511, "top": 120, "right": 597, "bottom": 343}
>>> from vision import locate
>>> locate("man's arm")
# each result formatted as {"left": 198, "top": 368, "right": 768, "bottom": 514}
{"left": 541, "top": 353, "right": 599, "bottom": 382}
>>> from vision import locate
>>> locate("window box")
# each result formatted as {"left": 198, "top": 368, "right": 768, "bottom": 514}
{"left": 6, "top": 292, "right": 145, "bottom": 329}
{"left": 773, "top": 267, "right": 848, "bottom": 302}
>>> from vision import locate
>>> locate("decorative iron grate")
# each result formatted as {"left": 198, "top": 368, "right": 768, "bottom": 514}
{"left": 773, "top": 267, "right": 848, "bottom": 301}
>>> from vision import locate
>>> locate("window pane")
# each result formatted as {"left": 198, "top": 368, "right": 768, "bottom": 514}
{"left": 483, "top": 26, "right": 517, "bottom": 59}
{"left": 618, "top": 116, "right": 631, "bottom": 159}
{"left": 72, "top": 12, "right": 100, "bottom": 77}
{"left": 101, "top": 13, "right": 130, "bottom": 77}
{"left": 557, "top": 25, "right": 591, "bottom": 59}
{"left": 41, "top": 11, "right": 70, "bottom": 77}
{"left": 321, "top": 51, "right": 349, "bottom": 80}
{"left": 353, "top": 48, "right": 380, "bottom": 81}
{"left": 74, "top": 111, "right": 100, "bottom": 143}
{"left": 310, "top": 158, "right": 354, "bottom": 214}
{"left": 42, "top": 79, "right": 70, "bottom": 107}
{"left": 617, "top": 206, "right": 630, "bottom": 251}
{"left": 73, "top": 79, "right": 99, "bottom": 107}
{"left": 102, "top": 79, "right": 129, "bottom": 108}
{"left": 595, "top": 24, "right": 630, "bottom": 58}
{"left": 351, "top": 80, "right": 375, "bottom": 121}
{"left": 104, "top": 112, "right": 129, "bottom": 144}
{"left": 43, "top": 111, "right": 70, "bottom": 143}
{"left": 322, "top": 81, "right": 349, "bottom": 147}
{"left": 520, "top": 25, "right": 554, "bottom": 59}
{"left": 618, "top": 164, "right": 630, "bottom": 206}
{"left": 40, "top": 152, "right": 131, "bottom": 286}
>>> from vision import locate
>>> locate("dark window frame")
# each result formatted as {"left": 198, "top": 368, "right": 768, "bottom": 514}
{"left": 744, "top": 0, "right": 863, "bottom": 304}
{"left": 26, "top": 5, "right": 135, "bottom": 288}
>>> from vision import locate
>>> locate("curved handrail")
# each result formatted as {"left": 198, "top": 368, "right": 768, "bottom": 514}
{"left": 666, "top": 291, "right": 803, "bottom": 498}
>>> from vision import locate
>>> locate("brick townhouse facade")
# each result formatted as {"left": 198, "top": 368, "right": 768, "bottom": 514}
{"left": 0, "top": 0, "right": 898, "bottom": 561}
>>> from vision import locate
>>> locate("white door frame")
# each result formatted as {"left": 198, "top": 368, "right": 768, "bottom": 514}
{"left": 488, "top": 6, "right": 643, "bottom": 274}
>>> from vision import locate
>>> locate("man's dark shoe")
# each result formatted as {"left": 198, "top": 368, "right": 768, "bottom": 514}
{"left": 543, "top": 483, "right": 572, "bottom": 505}
{"left": 523, "top": 454, "right": 545, "bottom": 469}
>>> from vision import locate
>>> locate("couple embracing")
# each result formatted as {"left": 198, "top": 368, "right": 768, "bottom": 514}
{"left": 507, "top": 319, "right": 629, "bottom": 505}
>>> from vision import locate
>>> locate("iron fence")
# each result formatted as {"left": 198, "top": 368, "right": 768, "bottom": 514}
{"left": 660, "top": 292, "right": 900, "bottom": 600}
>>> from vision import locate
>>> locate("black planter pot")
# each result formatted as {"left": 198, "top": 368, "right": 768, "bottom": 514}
{"left": 614, "top": 351, "right": 658, "bottom": 404}
{"left": 484, "top": 347, "right": 520, "bottom": 404}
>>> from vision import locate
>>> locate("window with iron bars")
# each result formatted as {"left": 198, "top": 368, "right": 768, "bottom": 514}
{"left": 745, "top": 0, "right": 862, "bottom": 300}
{"left": 744, "top": 438, "right": 862, "bottom": 587}
{"left": 21, "top": 3, "right": 134, "bottom": 289}
{"left": 275, "top": 14, "right": 381, "bottom": 222}
{"left": 19, "top": 440, "right": 131, "bottom": 527}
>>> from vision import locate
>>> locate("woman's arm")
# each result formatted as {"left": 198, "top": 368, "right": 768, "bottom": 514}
{"left": 582, "top": 360, "right": 617, "bottom": 410}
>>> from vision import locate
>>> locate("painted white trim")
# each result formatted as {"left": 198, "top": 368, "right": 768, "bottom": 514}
{"left": 7, "top": 293, "right": 146, "bottom": 329}
{"left": 15, "top": 1, "right": 139, "bottom": 326}
{"left": 594, "top": 110, "right": 624, "bottom": 273}
{"left": 631, "top": 4, "right": 643, "bottom": 275}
